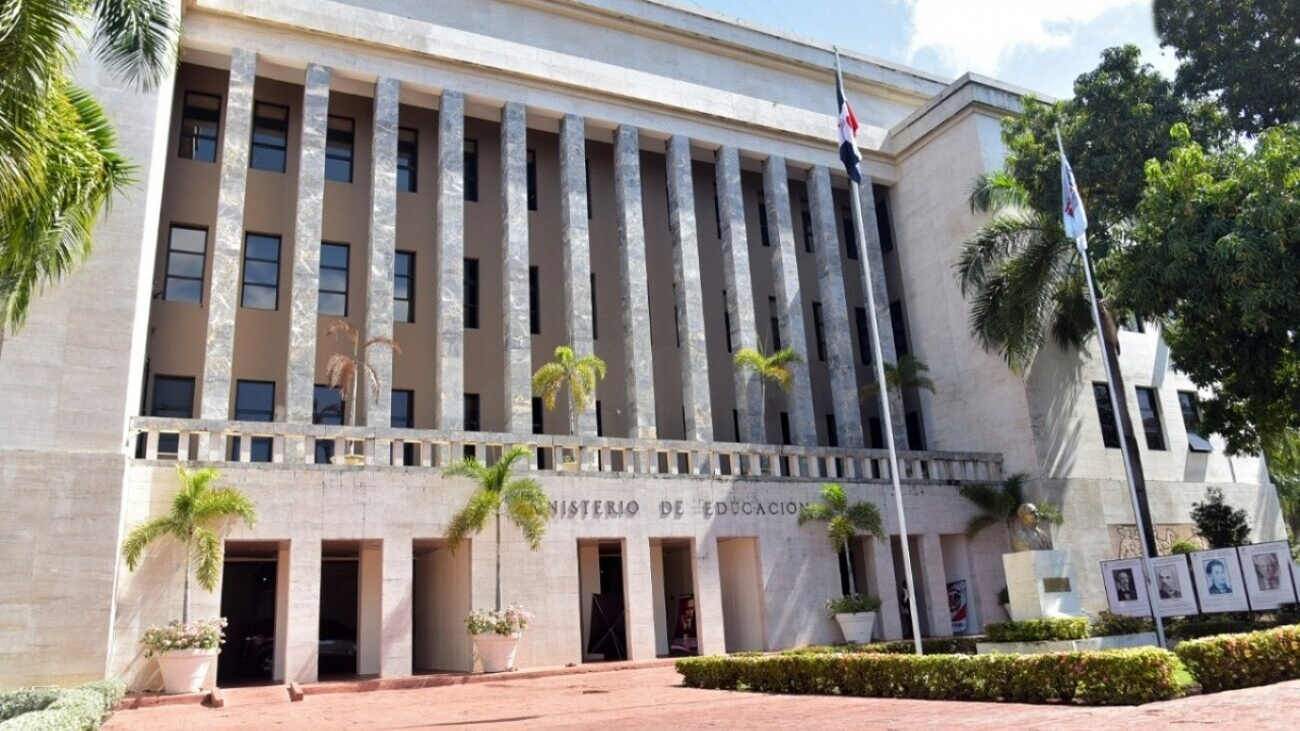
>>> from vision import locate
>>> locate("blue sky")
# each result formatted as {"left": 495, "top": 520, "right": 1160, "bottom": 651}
{"left": 677, "top": 0, "right": 1177, "bottom": 100}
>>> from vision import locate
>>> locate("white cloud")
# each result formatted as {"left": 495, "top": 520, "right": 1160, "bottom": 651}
{"left": 897, "top": 0, "right": 1148, "bottom": 76}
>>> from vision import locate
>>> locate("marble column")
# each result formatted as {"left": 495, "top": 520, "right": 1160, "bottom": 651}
{"left": 919, "top": 533, "right": 954, "bottom": 637}
{"left": 716, "top": 147, "right": 760, "bottom": 443}
{"left": 855, "top": 177, "right": 907, "bottom": 446}
{"left": 200, "top": 48, "right": 256, "bottom": 420}
{"left": 559, "top": 114, "right": 596, "bottom": 437}
{"left": 762, "top": 156, "right": 816, "bottom": 446}
{"left": 501, "top": 102, "right": 532, "bottom": 435}
{"left": 809, "top": 166, "right": 864, "bottom": 447}
{"left": 285, "top": 535, "right": 322, "bottom": 683}
{"left": 667, "top": 135, "right": 714, "bottom": 450}
{"left": 284, "top": 64, "right": 331, "bottom": 455}
{"left": 364, "top": 77, "right": 399, "bottom": 428}
{"left": 614, "top": 125, "right": 656, "bottom": 440}
{"left": 380, "top": 531, "right": 413, "bottom": 676}
{"left": 870, "top": 537, "right": 903, "bottom": 641}
{"left": 436, "top": 90, "right": 465, "bottom": 431}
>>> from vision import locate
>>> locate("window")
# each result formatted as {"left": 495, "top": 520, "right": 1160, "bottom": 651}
{"left": 769, "top": 296, "right": 781, "bottom": 350}
{"left": 672, "top": 282, "right": 681, "bottom": 347}
{"left": 801, "top": 205, "right": 813, "bottom": 253}
{"left": 732, "top": 409, "right": 740, "bottom": 442}
{"left": 392, "top": 389, "right": 417, "bottom": 465}
{"left": 1178, "top": 391, "right": 1213, "bottom": 452}
{"left": 178, "top": 92, "right": 220, "bottom": 162}
{"left": 319, "top": 243, "right": 349, "bottom": 316}
{"left": 526, "top": 149, "right": 538, "bottom": 211}
{"left": 713, "top": 192, "right": 722, "bottom": 238}
{"left": 325, "top": 115, "right": 354, "bottom": 183}
{"left": 890, "top": 300, "right": 908, "bottom": 356}
{"left": 151, "top": 376, "right": 194, "bottom": 455}
{"left": 1135, "top": 387, "right": 1166, "bottom": 451}
{"left": 313, "top": 385, "right": 344, "bottom": 463}
{"left": 397, "top": 127, "right": 418, "bottom": 193}
{"left": 779, "top": 412, "right": 791, "bottom": 446}
{"left": 232, "top": 380, "right": 274, "bottom": 462}
{"left": 825, "top": 414, "right": 838, "bottom": 448}
{"left": 874, "top": 186, "right": 894, "bottom": 253}
{"left": 464, "top": 139, "right": 479, "bottom": 202}
{"left": 854, "top": 306, "right": 872, "bottom": 365}
{"left": 241, "top": 233, "right": 281, "bottom": 310}
{"left": 723, "top": 289, "right": 732, "bottom": 352}
{"left": 590, "top": 273, "right": 598, "bottom": 340}
{"left": 464, "top": 393, "right": 480, "bottom": 432}
{"left": 164, "top": 226, "right": 207, "bottom": 302}
{"left": 529, "top": 266, "right": 540, "bottom": 334}
{"left": 758, "top": 202, "right": 771, "bottom": 247}
{"left": 394, "top": 251, "right": 414, "bottom": 323}
{"left": 812, "top": 301, "right": 827, "bottom": 361}
{"left": 585, "top": 159, "right": 592, "bottom": 220}
{"left": 867, "top": 417, "right": 883, "bottom": 449}
{"left": 1093, "top": 382, "right": 1121, "bottom": 449}
{"left": 843, "top": 211, "right": 858, "bottom": 260}
{"left": 595, "top": 400, "right": 603, "bottom": 437}
{"left": 532, "top": 396, "right": 544, "bottom": 435}
{"left": 250, "top": 102, "right": 288, "bottom": 173}
{"left": 464, "top": 258, "right": 479, "bottom": 329}
{"left": 905, "top": 411, "right": 926, "bottom": 450}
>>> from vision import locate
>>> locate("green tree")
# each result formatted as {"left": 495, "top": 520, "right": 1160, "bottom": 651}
{"left": 1, "top": 0, "right": 179, "bottom": 334}
{"left": 531, "top": 346, "right": 606, "bottom": 435}
{"left": 1190, "top": 487, "right": 1251, "bottom": 548}
{"left": 733, "top": 342, "right": 802, "bottom": 441}
{"left": 121, "top": 466, "right": 257, "bottom": 622}
{"left": 443, "top": 446, "right": 549, "bottom": 611}
{"left": 324, "top": 319, "right": 401, "bottom": 428}
{"left": 797, "top": 483, "right": 883, "bottom": 598}
{"left": 1154, "top": 0, "right": 1300, "bottom": 136}
{"left": 858, "top": 354, "right": 936, "bottom": 399}
{"left": 1265, "top": 430, "right": 1300, "bottom": 543}
{"left": 958, "top": 472, "right": 1062, "bottom": 547}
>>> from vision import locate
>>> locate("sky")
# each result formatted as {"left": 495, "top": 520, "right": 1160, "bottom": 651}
{"left": 677, "top": 0, "right": 1178, "bottom": 100}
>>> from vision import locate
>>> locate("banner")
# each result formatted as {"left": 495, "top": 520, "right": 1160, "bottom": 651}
{"left": 947, "top": 579, "right": 968, "bottom": 634}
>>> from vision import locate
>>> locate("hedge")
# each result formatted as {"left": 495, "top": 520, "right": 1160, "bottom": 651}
{"left": 1175, "top": 624, "right": 1300, "bottom": 693}
{"left": 677, "top": 648, "right": 1180, "bottom": 705}
{"left": 0, "top": 680, "right": 125, "bottom": 731}
{"left": 984, "top": 618, "right": 1089, "bottom": 642}
{"left": 780, "top": 637, "right": 978, "bottom": 656}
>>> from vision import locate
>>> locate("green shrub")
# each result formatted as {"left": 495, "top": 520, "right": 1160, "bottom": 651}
{"left": 777, "top": 636, "right": 978, "bottom": 656}
{"left": 1175, "top": 624, "right": 1300, "bottom": 693}
{"left": 984, "top": 617, "right": 1089, "bottom": 642}
{"left": 1166, "top": 615, "right": 1259, "bottom": 641}
{"left": 1091, "top": 611, "right": 1155, "bottom": 637}
{"left": 0, "top": 680, "right": 125, "bottom": 731}
{"left": 1169, "top": 538, "right": 1199, "bottom": 554}
{"left": 0, "top": 689, "right": 59, "bottom": 722}
{"left": 678, "top": 648, "right": 1180, "bottom": 705}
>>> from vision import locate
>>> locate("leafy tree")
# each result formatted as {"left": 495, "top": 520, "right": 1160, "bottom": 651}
{"left": 323, "top": 319, "right": 401, "bottom": 427}
{"left": 531, "top": 345, "right": 606, "bottom": 435}
{"left": 121, "top": 466, "right": 257, "bottom": 622}
{"left": 1109, "top": 124, "right": 1300, "bottom": 454}
{"left": 858, "top": 354, "right": 936, "bottom": 399}
{"left": 733, "top": 342, "right": 802, "bottom": 442}
{"left": 1263, "top": 429, "right": 1300, "bottom": 544}
{"left": 1154, "top": 0, "right": 1300, "bottom": 136}
{"left": 1, "top": 0, "right": 179, "bottom": 333}
{"left": 1190, "top": 487, "right": 1251, "bottom": 548}
{"left": 958, "top": 472, "right": 1062, "bottom": 549}
{"left": 797, "top": 483, "right": 883, "bottom": 598}
{"left": 443, "top": 446, "right": 549, "bottom": 611}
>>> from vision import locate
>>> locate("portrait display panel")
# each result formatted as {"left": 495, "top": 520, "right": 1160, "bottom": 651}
{"left": 1238, "top": 541, "right": 1297, "bottom": 610}
{"left": 1190, "top": 548, "right": 1249, "bottom": 613}
{"left": 1149, "top": 554, "right": 1199, "bottom": 617}
{"left": 1100, "top": 557, "right": 1150, "bottom": 616}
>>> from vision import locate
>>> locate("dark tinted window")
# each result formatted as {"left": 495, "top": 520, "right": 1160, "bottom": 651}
{"left": 179, "top": 92, "right": 220, "bottom": 162}
{"left": 397, "top": 127, "right": 417, "bottom": 192}
{"left": 325, "top": 115, "right": 354, "bottom": 183}
{"left": 164, "top": 226, "right": 207, "bottom": 302}
{"left": 241, "top": 233, "right": 280, "bottom": 310}
{"left": 319, "top": 243, "right": 349, "bottom": 316}
{"left": 250, "top": 102, "right": 288, "bottom": 172}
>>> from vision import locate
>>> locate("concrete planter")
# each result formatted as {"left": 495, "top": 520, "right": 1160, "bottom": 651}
{"left": 834, "top": 612, "right": 876, "bottom": 644}
{"left": 976, "top": 632, "right": 1158, "bottom": 655}
{"left": 473, "top": 633, "right": 521, "bottom": 672}
{"left": 156, "top": 648, "right": 217, "bottom": 694}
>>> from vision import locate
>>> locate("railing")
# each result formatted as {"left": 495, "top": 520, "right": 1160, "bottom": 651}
{"left": 130, "top": 416, "right": 1002, "bottom": 484}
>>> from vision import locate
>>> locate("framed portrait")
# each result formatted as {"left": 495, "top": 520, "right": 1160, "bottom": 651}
{"left": 1189, "top": 548, "right": 1249, "bottom": 613}
{"left": 1149, "top": 555, "right": 1199, "bottom": 617}
{"left": 1100, "top": 557, "right": 1150, "bottom": 616}
{"left": 1237, "top": 541, "right": 1297, "bottom": 610}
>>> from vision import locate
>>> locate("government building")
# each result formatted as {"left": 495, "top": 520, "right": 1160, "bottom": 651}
{"left": 0, "top": 0, "right": 1283, "bottom": 690}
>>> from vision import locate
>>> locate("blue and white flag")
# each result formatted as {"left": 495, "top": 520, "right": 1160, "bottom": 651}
{"left": 1057, "top": 129, "right": 1088, "bottom": 243}
{"left": 837, "top": 77, "right": 862, "bottom": 184}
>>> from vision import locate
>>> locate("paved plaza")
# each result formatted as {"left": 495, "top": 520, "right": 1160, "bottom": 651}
{"left": 104, "top": 663, "right": 1299, "bottom": 730}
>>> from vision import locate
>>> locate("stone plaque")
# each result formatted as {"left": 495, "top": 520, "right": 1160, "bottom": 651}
{"left": 1042, "top": 577, "right": 1072, "bottom": 594}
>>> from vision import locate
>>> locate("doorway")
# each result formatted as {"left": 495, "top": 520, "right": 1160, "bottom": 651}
{"left": 412, "top": 539, "right": 473, "bottom": 672}
{"left": 319, "top": 544, "right": 359, "bottom": 678}
{"left": 578, "top": 539, "right": 627, "bottom": 662}
{"left": 717, "top": 537, "right": 765, "bottom": 652}
{"left": 651, "top": 538, "right": 698, "bottom": 657}
{"left": 217, "top": 541, "right": 281, "bottom": 686}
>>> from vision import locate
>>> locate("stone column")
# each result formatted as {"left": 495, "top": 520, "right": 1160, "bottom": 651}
{"left": 501, "top": 102, "right": 532, "bottom": 435}
{"left": 667, "top": 135, "right": 714, "bottom": 452}
{"left": 436, "top": 90, "right": 465, "bottom": 430}
{"left": 364, "top": 77, "right": 399, "bottom": 428}
{"left": 809, "top": 166, "right": 864, "bottom": 447}
{"left": 694, "top": 538, "right": 726, "bottom": 656}
{"left": 870, "top": 537, "right": 902, "bottom": 640}
{"left": 623, "top": 536, "right": 657, "bottom": 660}
{"left": 200, "top": 48, "right": 256, "bottom": 420}
{"left": 762, "top": 156, "right": 816, "bottom": 446}
{"left": 559, "top": 114, "right": 596, "bottom": 437}
{"left": 380, "top": 531, "right": 413, "bottom": 676}
{"left": 856, "top": 178, "right": 907, "bottom": 446}
{"left": 285, "top": 535, "right": 322, "bottom": 683}
{"left": 716, "top": 147, "right": 760, "bottom": 443}
{"left": 284, "top": 64, "right": 331, "bottom": 456}
{"left": 614, "top": 125, "right": 656, "bottom": 440}
{"left": 357, "top": 543, "right": 382, "bottom": 675}
{"left": 919, "top": 533, "right": 953, "bottom": 637}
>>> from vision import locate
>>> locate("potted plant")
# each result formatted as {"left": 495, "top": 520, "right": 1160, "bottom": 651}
{"left": 121, "top": 466, "right": 256, "bottom": 693}
{"left": 733, "top": 341, "right": 802, "bottom": 443}
{"left": 444, "top": 446, "right": 549, "bottom": 672}
{"left": 797, "top": 482, "right": 884, "bottom": 644}
{"left": 532, "top": 345, "right": 606, "bottom": 439}
{"left": 324, "top": 319, "right": 401, "bottom": 463}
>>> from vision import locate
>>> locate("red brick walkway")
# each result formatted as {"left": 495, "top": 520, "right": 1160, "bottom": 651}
{"left": 104, "top": 663, "right": 1300, "bottom": 730}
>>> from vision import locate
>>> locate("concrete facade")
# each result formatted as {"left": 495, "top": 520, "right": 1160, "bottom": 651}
{"left": 0, "top": 0, "right": 1283, "bottom": 690}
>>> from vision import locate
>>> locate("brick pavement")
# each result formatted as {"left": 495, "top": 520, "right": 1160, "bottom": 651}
{"left": 104, "top": 663, "right": 1299, "bottom": 730}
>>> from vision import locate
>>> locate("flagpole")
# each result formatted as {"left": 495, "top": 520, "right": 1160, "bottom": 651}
{"left": 836, "top": 48, "right": 924, "bottom": 655}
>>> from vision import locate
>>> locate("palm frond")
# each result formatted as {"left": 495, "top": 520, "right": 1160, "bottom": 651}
{"left": 444, "top": 489, "right": 498, "bottom": 554}
{"left": 845, "top": 501, "right": 884, "bottom": 538}
{"left": 121, "top": 516, "right": 180, "bottom": 570}
{"left": 442, "top": 457, "right": 489, "bottom": 484}
{"left": 192, "top": 486, "right": 258, "bottom": 528}
{"left": 503, "top": 478, "right": 550, "bottom": 550}
{"left": 797, "top": 502, "right": 832, "bottom": 525}
{"left": 190, "top": 526, "right": 222, "bottom": 592}
{"left": 963, "top": 513, "right": 1000, "bottom": 540}
{"left": 968, "top": 169, "right": 1028, "bottom": 214}
{"left": 532, "top": 362, "right": 567, "bottom": 411}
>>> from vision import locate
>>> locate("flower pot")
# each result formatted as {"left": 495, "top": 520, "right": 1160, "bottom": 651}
{"left": 156, "top": 648, "right": 218, "bottom": 694}
{"left": 560, "top": 461, "right": 579, "bottom": 472}
{"left": 834, "top": 611, "right": 876, "bottom": 644}
{"left": 472, "top": 633, "right": 521, "bottom": 673}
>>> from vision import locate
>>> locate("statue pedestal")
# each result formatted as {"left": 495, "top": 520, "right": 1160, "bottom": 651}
{"left": 1003, "top": 550, "right": 1082, "bottom": 621}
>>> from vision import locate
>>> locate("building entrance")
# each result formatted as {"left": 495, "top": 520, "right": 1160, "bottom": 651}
{"left": 717, "top": 537, "right": 765, "bottom": 652}
{"left": 217, "top": 541, "right": 282, "bottom": 685}
{"left": 412, "top": 539, "right": 472, "bottom": 672}
{"left": 651, "top": 538, "right": 698, "bottom": 657}
{"left": 578, "top": 539, "right": 627, "bottom": 662}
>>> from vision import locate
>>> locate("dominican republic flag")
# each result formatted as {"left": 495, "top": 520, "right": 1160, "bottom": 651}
{"left": 1057, "top": 130, "right": 1088, "bottom": 243}
{"left": 837, "top": 77, "right": 862, "bottom": 184}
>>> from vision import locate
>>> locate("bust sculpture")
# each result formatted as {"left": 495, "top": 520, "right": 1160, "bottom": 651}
{"left": 1009, "top": 503, "right": 1053, "bottom": 552}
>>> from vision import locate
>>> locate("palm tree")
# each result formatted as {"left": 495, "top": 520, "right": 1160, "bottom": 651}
{"left": 797, "top": 483, "right": 883, "bottom": 598}
{"left": 121, "top": 466, "right": 257, "bottom": 623}
{"left": 324, "top": 319, "right": 401, "bottom": 428}
{"left": 733, "top": 342, "right": 803, "bottom": 441}
{"left": 858, "top": 354, "right": 937, "bottom": 399}
{"left": 531, "top": 345, "right": 606, "bottom": 435}
{"left": 958, "top": 472, "right": 1061, "bottom": 548}
{"left": 1, "top": 0, "right": 180, "bottom": 334}
{"left": 444, "top": 446, "right": 549, "bottom": 611}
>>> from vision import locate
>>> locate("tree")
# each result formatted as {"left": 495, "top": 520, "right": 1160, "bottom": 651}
{"left": 733, "top": 342, "right": 803, "bottom": 441}
{"left": 531, "top": 345, "right": 606, "bottom": 435}
{"left": 958, "top": 472, "right": 1062, "bottom": 548}
{"left": 1191, "top": 487, "right": 1251, "bottom": 548}
{"left": 324, "top": 319, "right": 401, "bottom": 428}
{"left": 443, "top": 446, "right": 549, "bottom": 611}
{"left": 797, "top": 483, "right": 883, "bottom": 598}
{"left": 121, "top": 466, "right": 257, "bottom": 622}
{"left": 0, "top": 0, "right": 180, "bottom": 334}
{"left": 1265, "top": 430, "right": 1300, "bottom": 544}
{"left": 1154, "top": 0, "right": 1300, "bottom": 136}
{"left": 858, "top": 354, "right": 936, "bottom": 399}
{"left": 1109, "top": 124, "right": 1300, "bottom": 454}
